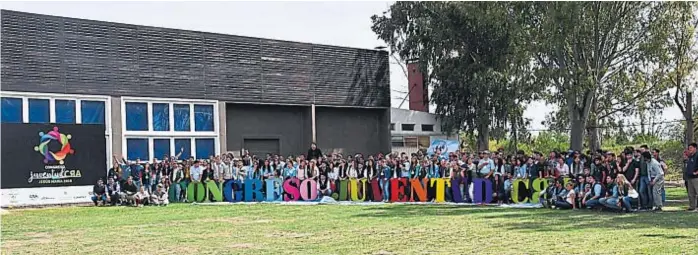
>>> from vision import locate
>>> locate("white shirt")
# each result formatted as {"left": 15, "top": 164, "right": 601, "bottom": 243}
{"left": 190, "top": 165, "right": 204, "bottom": 181}
{"left": 557, "top": 164, "right": 570, "bottom": 176}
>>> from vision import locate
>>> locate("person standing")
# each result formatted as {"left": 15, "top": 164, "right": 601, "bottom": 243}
{"left": 684, "top": 143, "right": 698, "bottom": 212}
{"left": 644, "top": 152, "right": 664, "bottom": 211}
{"left": 190, "top": 160, "right": 204, "bottom": 183}
{"left": 307, "top": 143, "right": 322, "bottom": 161}
{"left": 171, "top": 164, "right": 184, "bottom": 202}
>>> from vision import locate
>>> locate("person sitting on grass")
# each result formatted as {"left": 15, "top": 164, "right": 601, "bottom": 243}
{"left": 584, "top": 176, "right": 604, "bottom": 209}
{"left": 150, "top": 184, "right": 169, "bottom": 206}
{"left": 573, "top": 175, "right": 586, "bottom": 208}
{"left": 106, "top": 177, "right": 120, "bottom": 206}
{"left": 120, "top": 176, "right": 138, "bottom": 206}
{"left": 134, "top": 186, "right": 150, "bottom": 207}
{"left": 91, "top": 179, "right": 107, "bottom": 206}
{"left": 541, "top": 178, "right": 565, "bottom": 208}
{"left": 554, "top": 182, "right": 576, "bottom": 209}
{"left": 599, "top": 176, "right": 619, "bottom": 211}
{"left": 318, "top": 174, "right": 331, "bottom": 198}
{"left": 604, "top": 174, "right": 636, "bottom": 213}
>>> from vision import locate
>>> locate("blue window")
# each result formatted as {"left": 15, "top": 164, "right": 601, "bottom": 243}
{"left": 153, "top": 139, "right": 171, "bottom": 160}
{"left": 1, "top": 97, "right": 22, "bottom": 123}
{"left": 81, "top": 100, "right": 105, "bottom": 124}
{"left": 28, "top": 99, "right": 49, "bottom": 123}
{"left": 152, "top": 103, "right": 170, "bottom": 131}
{"left": 174, "top": 139, "right": 191, "bottom": 160}
{"left": 125, "top": 102, "right": 148, "bottom": 131}
{"left": 173, "top": 104, "right": 190, "bottom": 131}
{"left": 126, "top": 138, "right": 149, "bottom": 161}
{"left": 194, "top": 104, "right": 214, "bottom": 131}
{"left": 195, "top": 138, "right": 215, "bottom": 159}
{"left": 55, "top": 100, "right": 76, "bottom": 124}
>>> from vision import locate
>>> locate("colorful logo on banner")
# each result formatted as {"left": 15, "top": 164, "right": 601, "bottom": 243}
{"left": 34, "top": 126, "right": 74, "bottom": 164}
{"left": 427, "top": 139, "right": 459, "bottom": 156}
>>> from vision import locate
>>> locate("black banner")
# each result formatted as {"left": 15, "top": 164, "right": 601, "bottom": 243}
{"left": 1, "top": 123, "right": 106, "bottom": 188}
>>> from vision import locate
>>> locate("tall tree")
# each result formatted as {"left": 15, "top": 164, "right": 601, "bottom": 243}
{"left": 371, "top": 2, "right": 535, "bottom": 151}
{"left": 519, "top": 2, "right": 671, "bottom": 151}
{"left": 661, "top": 1, "right": 698, "bottom": 146}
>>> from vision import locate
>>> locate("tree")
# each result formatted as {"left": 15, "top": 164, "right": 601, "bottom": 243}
{"left": 371, "top": 2, "right": 536, "bottom": 151}
{"left": 519, "top": 2, "right": 671, "bottom": 151}
{"left": 661, "top": 1, "right": 698, "bottom": 146}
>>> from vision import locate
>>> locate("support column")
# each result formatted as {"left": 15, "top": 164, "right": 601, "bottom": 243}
{"left": 218, "top": 101, "right": 227, "bottom": 153}
{"left": 110, "top": 97, "right": 122, "bottom": 159}
{"left": 311, "top": 104, "right": 317, "bottom": 143}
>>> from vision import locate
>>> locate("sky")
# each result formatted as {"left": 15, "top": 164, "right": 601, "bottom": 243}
{"left": 0, "top": 1, "right": 684, "bottom": 131}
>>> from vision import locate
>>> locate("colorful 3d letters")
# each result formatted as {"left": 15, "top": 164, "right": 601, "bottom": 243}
{"left": 174, "top": 177, "right": 561, "bottom": 205}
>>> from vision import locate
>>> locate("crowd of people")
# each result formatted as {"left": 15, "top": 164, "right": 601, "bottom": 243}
{"left": 90, "top": 142, "right": 698, "bottom": 212}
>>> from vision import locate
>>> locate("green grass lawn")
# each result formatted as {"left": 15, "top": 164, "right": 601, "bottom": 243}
{"left": 2, "top": 187, "right": 696, "bottom": 255}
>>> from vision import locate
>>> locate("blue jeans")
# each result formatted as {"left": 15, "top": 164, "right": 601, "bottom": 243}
{"left": 586, "top": 198, "right": 601, "bottom": 208}
{"left": 380, "top": 178, "right": 390, "bottom": 201}
{"left": 134, "top": 180, "right": 142, "bottom": 191}
{"left": 91, "top": 194, "right": 106, "bottom": 204}
{"left": 639, "top": 176, "right": 652, "bottom": 208}
{"left": 173, "top": 183, "right": 182, "bottom": 202}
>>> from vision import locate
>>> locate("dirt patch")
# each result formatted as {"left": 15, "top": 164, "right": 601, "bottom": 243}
{"left": 228, "top": 243, "right": 256, "bottom": 249}
{"left": 198, "top": 217, "right": 245, "bottom": 224}
{"left": 267, "top": 231, "right": 311, "bottom": 238}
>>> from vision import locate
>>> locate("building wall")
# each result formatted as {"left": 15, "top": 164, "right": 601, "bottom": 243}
{"left": 390, "top": 108, "right": 447, "bottom": 136}
{"left": 0, "top": 10, "right": 390, "bottom": 108}
{"left": 315, "top": 107, "right": 390, "bottom": 156}
{"left": 226, "top": 104, "right": 311, "bottom": 156}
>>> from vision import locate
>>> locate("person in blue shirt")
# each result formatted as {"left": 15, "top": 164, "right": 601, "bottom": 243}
{"left": 379, "top": 160, "right": 392, "bottom": 202}
{"left": 584, "top": 176, "right": 604, "bottom": 209}
{"left": 130, "top": 158, "right": 144, "bottom": 191}
{"left": 477, "top": 151, "right": 495, "bottom": 179}
{"left": 282, "top": 159, "right": 297, "bottom": 179}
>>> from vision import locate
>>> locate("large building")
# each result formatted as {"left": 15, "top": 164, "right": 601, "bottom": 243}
{"left": 0, "top": 10, "right": 391, "bottom": 165}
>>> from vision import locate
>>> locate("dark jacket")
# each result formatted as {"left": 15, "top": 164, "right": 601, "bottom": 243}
{"left": 307, "top": 148, "right": 322, "bottom": 160}
{"left": 122, "top": 182, "right": 137, "bottom": 194}
{"left": 93, "top": 184, "right": 106, "bottom": 195}
{"left": 686, "top": 153, "right": 698, "bottom": 179}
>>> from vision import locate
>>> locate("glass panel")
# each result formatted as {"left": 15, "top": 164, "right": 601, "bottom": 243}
{"left": 401, "top": 124, "right": 415, "bottom": 131}
{"left": 126, "top": 138, "right": 149, "bottom": 161}
{"left": 194, "top": 104, "right": 214, "bottom": 131}
{"left": 1, "top": 97, "right": 22, "bottom": 123}
{"left": 174, "top": 138, "right": 192, "bottom": 160}
{"left": 153, "top": 139, "right": 171, "bottom": 160}
{"left": 28, "top": 99, "right": 49, "bottom": 123}
{"left": 173, "top": 104, "right": 190, "bottom": 131}
{"left": 152, "top": 103, "right": 170, "bottom": 131}
{"left": 125, "top": 102, "right": 148, "bottom": 131}
{"left": 81, "top": 100, "right": 105, "bottom": 124}
{"left": 421, "top": 124, "right": 434, "bottom": 132}
{"left": 55, "top": 99, "right": 76, "bottom": 124}
{"left": 195, "top": 138, "right": 215, "bottom": 159}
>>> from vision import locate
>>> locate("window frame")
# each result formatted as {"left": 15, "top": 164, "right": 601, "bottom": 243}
{"left": 401, "top": 124, "right": 415, "bottom": 131}
{"left": 421, "top": 124, "right": 434, "bottom": 132}
{"left": 121, "top": 96, "right": 219, "bottom": 161}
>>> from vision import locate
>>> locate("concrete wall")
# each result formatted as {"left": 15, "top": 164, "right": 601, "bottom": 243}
{"left": 315, "top": 107, "right": 390, "bottom": 156}
{"left": 226, "top": 104, "right": 311, "bottom": 156}
{"left": 390, "top": 108, "right": 448, "bottom": 136}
